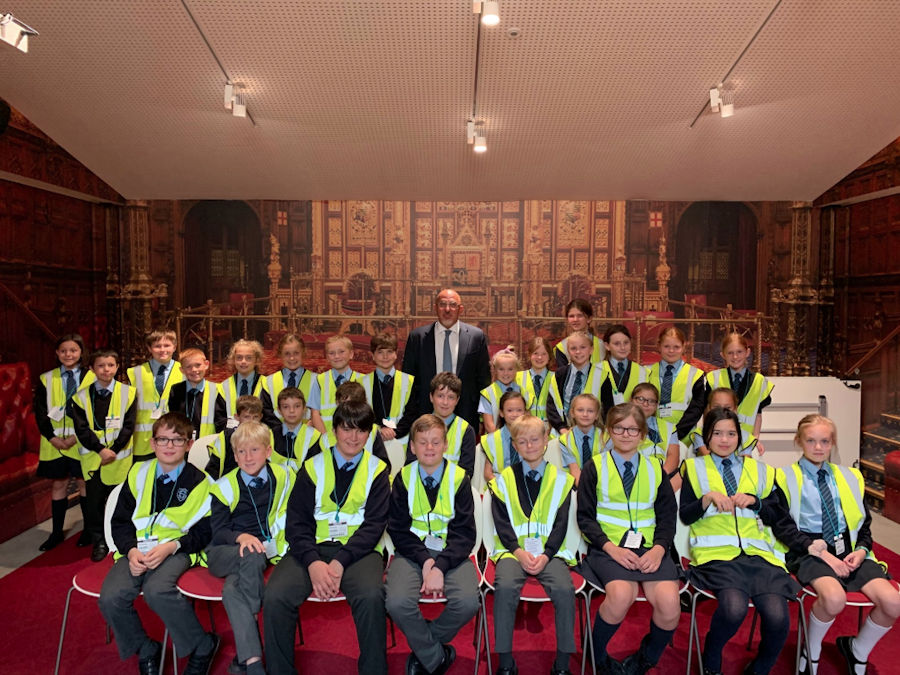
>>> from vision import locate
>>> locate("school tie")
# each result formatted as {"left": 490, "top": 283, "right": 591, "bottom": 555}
{"left": 660, "top": 364, "right": 674, "bottom": 405}
{"left": 64, "top": 370, "right": 76, "bottom": 398}
{"left": 616, "top": 361, "right": 626, "bottom": 387}
{"left": 249, "top": 477, "right": 264, "bottom": 489}
{"left": 186, "top": 388, "right": 198, "bottom": 411}
{"left": 96, "top": 388, "right": 111, "bottom": 399}
{"left": 622, "top": 460, "right": 635, "bottom": 498}
{"left": 155, "top": 364, "right": 167, "bottom": 395}
{"left": 732, "top": 372, "right": 743, "bottom": 395}
{"left": 573, "top": 370, "right": 584, "bottom": 395}
{"left": 340, "top": 461, "right": 354, "bottom": 472}
{"left": 159, "top": 473, "right": 174, "bottom": 485}
{"left": 817, "top": 469, "right": 840, "bottom": 540}
{"left": 648, "top": 426, "right": 662, "bottom": 444}
{"left": 424, "top": 476, "right": 436, "bottom": 489}
{"left": 383, "top": 374, "right": 394, "bottom": 389}
{"left": 442, "top": 329, "right": 453, "bottom": 373}
{"left": 334, "top": 374, "right": 345, "bottom": 387}
{"left": 239, "top": 378, "right": 249, "bottom": 396}
{"left": 285, "top": 432, "right": 295, "bottom": 455}
{"left": 527, "top": 469, "right": 540, "bottom": 483}
{"left": 508, "top": 442, "right": 521, "bottom": 466}
{"left": 533, "top": 374, "right": 542, "bottom": 392}
{"left": 287, "top": 371, "right": 297, "bottom": 388}
{"left": 581, "top": 434, "right": 592, "bottom": 467}
{"left": 721, "top": 458, "right": 738, "bottom": 496}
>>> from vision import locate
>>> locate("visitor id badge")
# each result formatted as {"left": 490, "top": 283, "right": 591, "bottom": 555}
{"left": 150, "top": 408, "right": 163, "bottom": 420}
{"left": 264, "top": 538, "right": 278, "bottom": 559}
{"left": 834, "top": 536, "right": 846, "bottom": 556}
{"left": 382, "top": 418, "right": 397, "bottom": 429}
{"left": 523, "top": 537, "right": 543, "bottom": 556}
{"left": 757, "top": 516, "right": 765, "bottom": 532}
{"left": 137, "top": 536, "right": 159, "bottom": 554}
{"left": 623, "top": 530, "right": 644, "bottom": 550}
{"left": 424, "top": 534, "right": 445, "bottom": 551}
{"left": 106, "top": 416, "right": 122, "bottom": 430}
{"left": 328, "top": 522, "right": 349, "bottom": 539}
{"left": 657, "top": 404, "right": 672, "bottom": 418}
{"left": 48, "top": 405, "right": 66, "bottom": 422}
{"left": 226, "top": 418, "right": 239, "bottom": 429}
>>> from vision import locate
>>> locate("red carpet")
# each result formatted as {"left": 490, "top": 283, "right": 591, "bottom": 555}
{"left": 3, "top": 535, "right": 898, "bottom": 674}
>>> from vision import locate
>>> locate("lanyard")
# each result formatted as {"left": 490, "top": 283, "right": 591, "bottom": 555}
{"left": 152, "top": 364, "right": 174, "bottom": 409}
{"left": 613, "top": 454, "right": 640, "bottom": 532}
{"left": 414, "top": 467, "right": 443, "bottom": 535}
{"left": 523, "top": 467, "right": 544, "bottom": 538}
{"left": 146, "top": 465, "right": 183, "bottom": 538}
{"left": 244, "top": 472, "right": 273, "bottom": 541}
{"left": 331, "top": 459, "right": 358, "bottom": 522}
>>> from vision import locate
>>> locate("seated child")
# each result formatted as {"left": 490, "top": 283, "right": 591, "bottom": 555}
{"left": 209, "top": 421, "right": 295, "bottom": 675}
{"left": 71, "top": 349, "right": 137, "bottom": 562}
{"left": 272, "top": 387, "right": 321, "bottom": 472}
{"left": 407, "top": 372, "right": 476, "bottom": 477}
{"left": 479, "top": 348, "right": 532, "bottom": 434}
{"left": 309, "top": 334, "right": 362, "bottom": 435}
{"left": 263, "top": 400, "right": 390, "bottom": 675}
{"left": 481, "top": 391, "right": 528, "bottom": 483}
{"left": 362, "top": 332, "right": 415, "bottom": 440}
{"left": 490, "top": 415, "right": 577, "bottom": 675}
{"left": 317, "top": 381, "right": 389, "bottom": 464}
{"left": 98, "top": 412, "right": 217, "bottom": 675}
{"left": 386, "top": 414, "right": 480, "bottom": 675}
{"left": 166, "top": 347, "right": 226, "bottom": 440}
{"left": 206, "top": 395, "right": 266, "bottom": 479}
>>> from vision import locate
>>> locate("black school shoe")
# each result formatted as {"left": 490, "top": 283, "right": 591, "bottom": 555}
{"left": 91, "top": 539, "right": 109, "bottom": 562}
{"left": 405, "top": 652, "right": 424, "bottom": 675}
{"left": 599, "top": 654, "right": 626, "bottom": 675}
{"left": 227, "top": 656, "right": 247, "bottom": 674}
{"left": 39, "top": 531, "right": 65, "bottom": 551}
{"left": 496, "top": 667, "right": 518, "bottom": 675}
{"left": 184, "top": 633, "right": 220, "bottom": 675}
{"left": 137, "top": 640, "right": 162, "bottom": 675}
{"left": 837, "top": 635, "right": 867, "bottom": 675}
{"left": 430, "top": 645, "right": 456, "bottom": 675}
{"left": 76, "top": 529, "right": 93, "bottom": 547}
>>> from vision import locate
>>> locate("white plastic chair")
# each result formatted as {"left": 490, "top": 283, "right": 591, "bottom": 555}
{"left": 187, "top": 433, "right": 217, "bottom": 470}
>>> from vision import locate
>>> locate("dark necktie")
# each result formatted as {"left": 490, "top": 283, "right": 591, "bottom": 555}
{"left": 155, "top": 364, "right": 167, "bottom": 395}
{"left": 285, "top": 432, "right": 295, "bottom": 456}
{"left": 160, "top": 473, "right": 173, "bottom": 485}
{"left": 732, "top": 372, "right": 743, "bottom": 395}
{"left": 527, "top": 469, "right": 540, "bottom": 482}
{"left": 622, "top": 460, "right": 635, "bottom": 498}
{"left": 249, "top": 477, "right": 264, "bottom": 489}
{"left": 97, "top": 388, "right": 111, "bottom": 399}
{"left": 424, "top": 476, "right": 436, "bottom": 489}
{"left": 383, "top": 374, "right": 393, "bottom": 389}
{"left": 817, "top": 468, "right": 840, "bottom": 540}
{"left": 187, "top": 389, "right": 198, "bottom": 412}
{"left": 442, "top": 329, "right": 453, "bottom": 372}
{"left": 287, "top": 371, "right": 297, "bottom": 388}
{"left": 533, "top": 374, "right": 542, "bottom": 392}
{"left": 660, "top": 364, "right": 674, "bottom": 405}
{"left": 340, "top": 461, "right": 354, "bottom": 472}
{"left": 239, "top": 378, "right": 249, "bottom": 396}
{"left": 509, "top": 441, "right": 521, "bottom": 466}
{"left": 648, "top": 426, "right": 661, "bottom": 444}
{"left": 64, "top": 370, "right": 76, "bottom": 398}
{"left": 721, "top": 458, "right": 738, "bottom": 496}
{"left": 506, "top": 386, "right": 513, "bottom": 393}
{"left": 573, "top": 369, "right": 584, "bottom": 395}
{"left": 581, "top": 434, "right": 592, "bottom": 467}
{"left": 616, "top": 361, "right": 626, "bottom": 387}
{"left": 334, "top": 374, "right": 345, "bottom": 387}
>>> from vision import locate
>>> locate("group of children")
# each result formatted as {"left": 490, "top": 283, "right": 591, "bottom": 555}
{"left": 33, "top": 313, "right": 898, "bottom": 674}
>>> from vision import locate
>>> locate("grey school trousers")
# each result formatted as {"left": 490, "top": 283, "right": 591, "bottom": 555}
{"left": 207, "top": 545, "right": 268, "bottom": 664}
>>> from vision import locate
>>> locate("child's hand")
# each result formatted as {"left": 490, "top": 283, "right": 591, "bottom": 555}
{"left": 603, "top": 542, "right": 641, "bottom": 570}
{"left": 513, "top": 548, "right": 535, "bottom": 570}
{"left": 637, "top": 545, "right": 665, "bottom": 574}
{"left": 379, "top": 426, "right": 397, "bottom": 441}
{"left": 236, "top": 533, "right": 265, "bottom": 557}
{"left": 730, "top": 493, "right": 756, "bottom": 510}
{"left": 143, "top": 541, "right": 178, "bottom": 569}
{"left": 844, "top": 549, "right": 866, "bottom": 570}
{"left": 808, "top": 539, "right": 827, "bottom": 557}
{"left": 327, "top": 559, "right": 344, "bottom": 587}
{"left": 127, "top": 548, "right": 148, "bottom": 576}
{"left": 755, "top": 441, "right": 766, "bottom": 456}
{"left": 63, "top": 435, "right": 78, "bottom": 449}
{"left": 705, "top": 491, "right": 733, "bottom": 512}
{"left": 420, "top": 561, "right": 445, "bottom": 597}
{"left": 309, "top": 560, "right": 340, "bottom": 599}
{"left": 559, "top": 427, "right": 570, "bottom": 436}
{"left": 99, "top": 448, "right": 117, "bottom": 466}
{"left": 821, "top": 551, "right": 851, "bottom": 578}
{"left": 50, "top": 437, "right": 69, "bottom": 450}
{"left": 526, "top": 553, "right": 549, "bottom": 575}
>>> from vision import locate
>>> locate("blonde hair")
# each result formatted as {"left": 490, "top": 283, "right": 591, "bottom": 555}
{"left": 657, "top": 326, "right": 686, "bottom": 346}
{"left": 720, "top": 332, "right": 750, "bottom": 353}
{"left": 228, "top": 339, "right": 263, "bottom": 369}
{"left": 410, "top": 414, "right": 447, "bottom": 442}
{"left": 178, "top": 347, "right": 207, "bottom": 363}
{"left": 492, "top": 346, "right": 520, "bottom": 370}
{"left": 508, "top": 414, "right": 548, "bottom": 441}
{"left": 567, "top": 393, "right": 602, "bottom": 429}
{"left": 231, "top": 420, "right": 271, "bottom": 452}
{"left": 325, "top": 334, "right": 353, "bottom": 351}
{"left": 794, "top": 414, "right": 837, "bottom": 448}
{"left": 566, "top": 330, "right": 593, "bottom": 352}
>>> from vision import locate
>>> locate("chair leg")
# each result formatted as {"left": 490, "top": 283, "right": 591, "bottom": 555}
{"left": 475, "top": 590, "right": 492, "bottom": 674}
{"left": 206, "top": 600, "right": 216, "bottom": 632}
{"left": 795, "top": 597, "right": 810, "bottom": 675}
{"left": 54, "top": 586, "right": 76, "bottom": 675}
{"left": 747, "top": 607, "right": 759, "bottom": 650}
{"left": 580, "top": 589, "right": 596, "bottom": 675}
{"left": 296, "top": 614, "right": 304, "bottom": 646}
{"left": 105, "top": 623, "right": 111, "bottom": 644}
{"left": 687, "top": 592, "right": 705, "bottom": 675}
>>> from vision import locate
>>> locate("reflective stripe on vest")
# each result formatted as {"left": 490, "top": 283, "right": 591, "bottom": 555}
{"left": 194, "top": 385, "right": 217, "bottom": 438}
{"left": 361, "top": 371, "right": 414, "bottom": 423}
{"left": 595, "top": 452, "right": 660, "bottom": 547}
{"left": 481, "top": 429, "right": 508, "bottom": 472}
{"left": 517, "top": 370, "right": 549, "bottom": 419}
{"left": 315, "top": 371, "right": 361, "bottom": 432}
{"left": 218, "top": 375, "right": 263, "bottom": 418}
{"left": 548, "top": 364, "right": 604, "bottom": 416}
{"left": 76, "top": 382, "right": 136, "bottom": 484}
{"left": 401, "top": 460, "right": 465, "bottom": 541}
{"left": 637, "top": 417, "right": 675, "bottom": 462}
{"left": 648, "top": 363, "right": 701, "bottom": 419}
{"left": 274, "top": 425, "right": 321, "bottom": 473}
{"left": 444, "top": 417, "right": 469, "bottom": 464}
{"left": 599, "top": 361, "right": 646, "bottom": 405}
{"left": 561, "top": 428, "right": 604, "bottom": 468}
{"left": 306, "top": 450, "right": 385, "bottom": 544}
{"left": 39, "top": 368, "right": 96, "bottom": 461}
{"left": 490, "top": 464, "right": 575, "bottom": 564}
{"left": 705, "top": 370, "right": 773, "bottom": 433}
{"left": 264, "top": 370, "right": 314, "bottom": 422}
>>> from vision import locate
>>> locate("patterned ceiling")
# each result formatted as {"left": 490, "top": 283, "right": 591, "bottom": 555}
{"left": 1, "top": 0, "right": 899, "bottom": 201}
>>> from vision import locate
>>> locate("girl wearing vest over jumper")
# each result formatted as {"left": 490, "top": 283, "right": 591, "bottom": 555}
{"left": 482, "top": 390, "right": 528, "bottom": 483}
{"left": 386, "top": 414, "right": 480, "bottom": 675}
{"left": 680, "top": 408, "right": 824, "bottom": 675}
{"left": 577, "top": 402, "right": 680, "bottom": 675}
{"left": 489, "top": 415, "right": 577, "bottom": 675}
{"left": 554, "top": 298, "right": 606, "bottom": 369}
{"left": 480, "top": 347, "right": 530, "bottom": 434}
{"left": 777, "top": 415, "right": 900, "bottom": 675}
{"left": 547, "top": 331, "right": 603, "bottom": 435}
{"left": 706, "top": 334, "right": 773, "bottom": 452}
{"left": 599, "top": 324, "right": 647, "bottom": 420}
{"left": 34, "top": 333, "right": 95, "bottom": 551}
{"left": 520, "top": 336, "right": 553, "bottom": 425}
{"left": 646, "top": 327, "right": 706, "bottom": 443}
{"left": 262, "top": 333, "right": 314, "bottom": 428}
{"left": 557, "top": 393, "right": 604, "bottom": 484}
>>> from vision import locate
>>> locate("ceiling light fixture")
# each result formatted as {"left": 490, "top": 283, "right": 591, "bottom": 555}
{"left": 466, "top": 120, "right": 476, "bottom": 145}
{"left": 473, "top": 1, "right": 500, "bottom": 26}
{"left": 224, "top": 82, "right": 248, "bottom": 118}
{"left": 709, "top": 83, "right": 735, "bottom": 118}
{"left": 0, "top": 13, "right": 38, "bottom": 53}
{"left": 473, "top": 134, "right": 487, "bottom": 153}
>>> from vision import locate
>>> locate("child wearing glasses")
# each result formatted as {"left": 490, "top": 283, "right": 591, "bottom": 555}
{"left": 578, "top": 402, "right": 680, "bottom": 675}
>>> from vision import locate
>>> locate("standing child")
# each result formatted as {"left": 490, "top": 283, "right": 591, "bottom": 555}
{"left": 577, "top": 402, "right": 680, "bottom": 675}
{"left": 691, "top": 388, "right": 761, "bottom": 458}
{"left": 481, "top": 391, "right": 528, "bottom": 483}
{"left": 273, "top": 388, "right": 321, "bottom": 473}
{"left": 680, "top": 408, "right": 822, "bottom": 675}
{"left": 206, "top": 395, "right": 266, "bottom": 479}
{"left": 34, "top": 333, "right": 95, "bottom": 550}
{"left": 706, "top": 333, "right": 773, "bottom": 447}
{"left": 419, "top": 372, "right": 477, "bottom": 477}
{"left": 546, "top": 331, "right": 602, "bottom": 435}
{"left": 519, "top": 336, "right": 553, "bottom": 423}
{"left": 480, "top": 348, "right": 531, "bottom": 434}
{"left": 263, "top": 400, "right": 391, "bottom": 675}
{"left": 127, "top": 329, "right": 183, "bottom": 460}
{"left": 554, "top": 298, "right": 606, "bottom": 369}
{"left": 71, "top": 349, "right": 137, "bottom": 562}
{"left": 361, "top": 332, "right": 414, "bottom": 440}
{"left": 208, "top": 421, "right": 295, "bottom": 675}
{"left": 386, "top": 414, "right": 480, "bottom": 675}
{"left": 626, "top": 383, "right": 681, "bottom": 488}
{"left": 599, "top": 324, "right": 646, "bottom": 420}
{"left": 309, "top": 334, "right": 361, "bottom": 435}
{"left": 646, "top": 327, "right": 706, "bottom": 443}
{"left": 166, "top": 347, "right": 225, "bottom": 441}
{"left": 262, "top": 333, "right": 314, "bottom": 428}
{"left": 558, "top": 393, "right": 604, "bottom": 484}
{"left": 490, "top": 415, "right": 577, "bottom": 675}
{"left": 778, "top": 415, "right": 900, "bottom": 675}
{"left": 98, "top": 412, "right": 217, "bottom": 675}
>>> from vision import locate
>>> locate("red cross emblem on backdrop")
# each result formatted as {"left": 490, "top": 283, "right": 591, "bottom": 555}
{"left": 649, "top": 211, "right": 663, "bottom": 228}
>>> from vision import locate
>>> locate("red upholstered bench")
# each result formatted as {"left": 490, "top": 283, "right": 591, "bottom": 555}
{"left": 883, "top": 450, "right": 900, "bottom": 523}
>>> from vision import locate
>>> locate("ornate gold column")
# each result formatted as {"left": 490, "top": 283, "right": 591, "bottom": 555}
{"left": 782, "top": 201, "right": 818, "bottom": 375}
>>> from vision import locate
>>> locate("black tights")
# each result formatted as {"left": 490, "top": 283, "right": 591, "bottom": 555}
{"left": 703, "top": 589, "right": 790, "bottom": 675}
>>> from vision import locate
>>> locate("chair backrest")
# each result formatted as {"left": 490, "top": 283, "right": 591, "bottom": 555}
{"left": 481, "top": 490, "right": 496, "bottom": 558}
{"left": 385, "top": 438, "right": 406, "bottom": 479}
{"left": 565, "top": 491, "right": 587, "bottom": 557}
{"left": 104, "top": 482, "right": 125, "bottom": 553}
{"left": 472, "top": 445, "right": 487, "bottom": 493}
{"left": 544, "top": 438, "right": 564, "bottom": 470}
{"left": 470, "top": 485, "right": 483, "bottom": 557}
{"left": 188, "top": 434, "right": 217, "bottom": 470}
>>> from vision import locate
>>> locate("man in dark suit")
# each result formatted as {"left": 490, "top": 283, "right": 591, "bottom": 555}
{"left": 398, "top": 289, "right": 491, "bottom": 435}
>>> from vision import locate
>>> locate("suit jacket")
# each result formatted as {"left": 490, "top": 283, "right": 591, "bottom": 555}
{"left": 399, "top": 320, "right": 491, "bottom": 431}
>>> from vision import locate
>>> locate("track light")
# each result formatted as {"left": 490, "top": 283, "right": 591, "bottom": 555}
{"left": 709, "top": 83, "right": 735, "bottom": 118}
{"left": 224, "top": 82, "right": 248, "bottom": 118}
{"left": 1, "top": 13, "right": 38, "bottom": 53}
{"left": 473, "top": 134, "right": 487, "bottom": 153}
{"left": 473, "top": 1, "right": 500, "bottom": 26}
{"left": 466, "top": 120, "right": 476, "bottom": 145}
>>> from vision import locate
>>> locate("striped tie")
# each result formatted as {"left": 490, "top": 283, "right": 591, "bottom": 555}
{"left": 287, "top": 371, "right": 297, "bottom": 388}
{"left": 817, "top": 469, "right": 840, "bottom": 540}
{"left": 721, "top": 458, "right": 738, "bottom": 496}
{"left": 622, "top": 460, "right": 635, "bottom": 498}
{"left": 64, "top": 370, "right": 76, "bottom": 398}
{"left": 155, "top": 364, "right": 167, "bottom": 395}
{"left": 660, "top": 364, "right": 674, "bottom": 405}
{"left": 581, "top": 434, "right": 592, "bottom": 467}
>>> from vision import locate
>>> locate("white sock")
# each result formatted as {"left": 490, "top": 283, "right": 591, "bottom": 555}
{"left": 804, "top": 611, "right": 834, "bottom": 673}
{"left": 851, "top": 616, "right": 892, "bottom": 671}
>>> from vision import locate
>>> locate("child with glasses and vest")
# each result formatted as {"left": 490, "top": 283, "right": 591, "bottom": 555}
{"left": 362, "top": 331, "right": 415, "bottom": 441}
{"left": 679, "top": 407, "right": 826, "bottom": 675}
{"left": 646, "top": 327, "right": 706, "bottom": 445}
{"left": 309, "top": 334, "right": 362, "bottom": 435}
{"left": 385, "top": 414, "right": 480, "bottom": 675}
{"left": 71, "top": 349, "right": 137, "bottom": 562}
{"left": 577, "top": 402, "right": 680, "bottom": 674}
{"left": 99, "top": 411, "right": 217, "bottom": 675}
{"left": 208, "top": 420, "right": 295, "bottom": 675}
{"left": 263, "top": 399, "right": 391, "bottom": 675}
{"left": 546, "top": 331, "right": 603, "bottom": 436}
{"left": 166, "top": 347, "right": 226, "bottom": 441}
{"left": 777, "top": 414, "right": 900, "bottom": 675}
{"left": 489, "top": 414, "right": 577, "bottom": 675}
{"left": 127, "top": 329, "right": 183, "bottom": 460}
